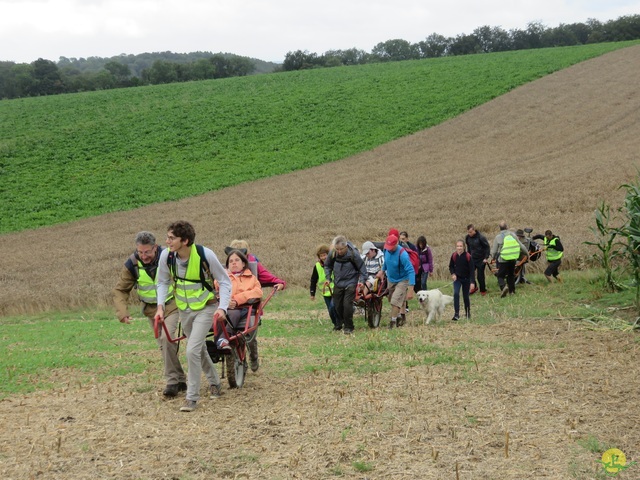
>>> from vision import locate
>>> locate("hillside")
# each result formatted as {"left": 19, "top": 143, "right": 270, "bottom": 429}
{"left": 1, "top": 45, "right": 639, "bottom": 316}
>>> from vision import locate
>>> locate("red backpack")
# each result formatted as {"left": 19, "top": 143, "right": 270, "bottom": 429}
{"left": 401, "top": 247, "right": 420, "bottom": 274}
{"left": 452, "top": 251, "right": 472, "bottom": 263}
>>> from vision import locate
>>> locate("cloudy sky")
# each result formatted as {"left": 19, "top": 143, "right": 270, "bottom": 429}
{"left": 1, "top": 0, "right": 639, "bottom": 64}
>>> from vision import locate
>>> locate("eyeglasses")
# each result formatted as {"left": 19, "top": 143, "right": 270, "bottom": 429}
{"left": 166, "top": 235, "right": 178, "bottom": 241}
{"left": 136, "top": 247, "right": 156, "bottom": 257}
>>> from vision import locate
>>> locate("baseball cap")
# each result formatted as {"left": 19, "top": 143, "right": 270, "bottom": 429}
{"left": 388, "top": 228, "right": 400, "bottom": 238}
{"left": 384, "top": 235, "right": 399, "bottom": 250}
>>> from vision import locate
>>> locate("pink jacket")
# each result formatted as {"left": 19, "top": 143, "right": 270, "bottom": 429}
{"left": 249, "top": 253, "right": 286, "bottom": 289}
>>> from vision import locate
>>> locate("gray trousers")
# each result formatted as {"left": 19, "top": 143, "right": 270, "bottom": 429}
{"left": 180, "top": 305, "right": 221, "bottom": 402}
{"left": 146, "top": 309, "right": 186, "bottom": 385}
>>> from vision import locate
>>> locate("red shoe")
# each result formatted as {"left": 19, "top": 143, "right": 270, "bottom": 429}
{"left": 470, "top": 287, "right": 479, "bottom": 295}
{"left": 480, "top": 291, "right": 487, "bottom": 296}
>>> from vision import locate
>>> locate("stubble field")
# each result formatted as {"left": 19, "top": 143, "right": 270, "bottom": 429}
{"left": 1, "top": 46, "right": 639, "bottom": 479}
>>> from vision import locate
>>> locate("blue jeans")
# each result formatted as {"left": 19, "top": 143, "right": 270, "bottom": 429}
{"left": 322, "top": 295, "right": 341, "bottom": 327}
{"left": 420, "top": 271, "right": 430, "bottom": 291}
{"left": 453, "top": 278, "right": 471, "bottom": 317}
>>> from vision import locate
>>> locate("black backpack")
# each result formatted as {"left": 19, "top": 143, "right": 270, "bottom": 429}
{"left": 167, "top": 244, "right": 214, "bottom": 292}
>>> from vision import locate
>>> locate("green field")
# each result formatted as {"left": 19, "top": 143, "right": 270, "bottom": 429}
{"left": 1, "top": 42, "right": 636, "bottom": 234}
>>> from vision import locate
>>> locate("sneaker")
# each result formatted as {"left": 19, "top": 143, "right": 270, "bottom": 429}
{"left": 397, "top": 314, "right": 406, "bottom": 327}
{"left": 343, "top": 328, "right": 353, "bottom": 335}
{"left": 250, "top": 356, "right": 260, "bottom": 372}
{"left": 209, "top": 384, "right": 222, "bottom": 399}
{"left": 451, "top": 315, "right": 459, "bottom": 321}
{"left": 332, "top": 326, "right": 343, "bottom": 332}
{"left": 216, "top": 338, "right": 231, "bottom": 351}
{"left": 470, "top": 287, "right": 478, "bottom": 295}
{"left": 180, "top": 400, "right": 197, "bottom": 412}
{"left": 480, "top": 291, "right": 487, "bottom": 296}
{"left": 500, "top": 286, "right": 509, "bottom": 298}
{"left": 389, "top": 319, "right": 396, "bottom": 329}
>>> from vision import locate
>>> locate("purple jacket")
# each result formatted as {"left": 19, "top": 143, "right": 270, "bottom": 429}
{"left": 419, "top": 246, "right": 433, "bottom": 273}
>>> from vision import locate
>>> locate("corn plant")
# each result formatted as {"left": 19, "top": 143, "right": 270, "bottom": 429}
{"left": 584, "top": 201, "right": 625, "bottom": 292}
{"left": 620, "top": 177, "right": 640, "bottom": 312}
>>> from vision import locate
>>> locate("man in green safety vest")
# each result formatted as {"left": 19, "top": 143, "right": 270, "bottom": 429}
{"left": 113, "top": 231, "right": 187, "bottom": 397}
{"left": 533, "top": 230, "right": 564, "bottom": 283}
{"left": 490, "top": 221, "right": 529, "bottom": 298}
{"left": 155, "top": 221, "right": 232, "bottom": 413}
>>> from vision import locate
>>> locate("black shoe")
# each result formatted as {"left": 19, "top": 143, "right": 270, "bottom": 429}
{"left": 451, "top": 315, "right": 459, "bottom": 321}
{"left": 501, "top": 286, "right": 509, "bottom": 298}
{"left": 343, "top": 329, "right": 353, "bottom": 335}
{"left": 332, "top": 326, "right": 343, "bottom": 332}
{"left": 177, "top": 382, "right": 187, "bottom": 392}
{"left": 163, "top": 384, "right": 180, "bottom": 397}
{"left": 465, "top": 311, "right": 471, "bottom": 319}
{"left": 397, "top": 314, "right": 406, "bottom": 327}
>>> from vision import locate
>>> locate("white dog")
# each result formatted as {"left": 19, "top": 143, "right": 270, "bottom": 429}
{"left": 416, "top": 289, "right": 454, "bottom": 325}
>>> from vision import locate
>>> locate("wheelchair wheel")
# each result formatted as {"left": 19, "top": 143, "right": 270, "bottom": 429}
{"left": 226, "top": 347, "right": 248, "bottom": 389}
{"left": 366, "top": 297, "right": 382, "bottom": 328}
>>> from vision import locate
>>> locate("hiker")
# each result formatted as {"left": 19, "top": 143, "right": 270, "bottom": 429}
{"left": 113, "top": 231, "right": 187, "bottom": 398}
{"left": 449, "top": 240, "right": 476, "bottom": 320}
{"left": 377, "top": 234, "right": 415, "bottom": 328}
{"left": 310, "top": 244, "right": 341, "bottom": 330}
{"left": 154, "top": 220, "right": 231, "bottom": 412}
{"left": 465, "top": 224, "right": 491, "bottom": 295}
{"left": 360, "top": 240, "right": 384, "bottom": 297}
{"left": 226, "top": 239, "right": 286, "bottom": 291}
{"left": 490, "top": 221, "right": 529, "bottom": 297}
{"left": 323, "top": 235, "right": 367, "bottom": 335}
{"left": 533, "top": 230, "right": 564, "bottom": 282}
{"left": 416, "top": 235, "right": 434, "bottom": 291}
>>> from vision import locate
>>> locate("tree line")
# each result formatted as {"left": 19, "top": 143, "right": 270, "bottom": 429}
{"left": 0, "top": 53, "right": 263, "bottom": 100}
{"left": 1, "top": 14, "right": 639, "bottom": 100}
{"left": 281, "top": 15, "right": 640, "bottom": 70}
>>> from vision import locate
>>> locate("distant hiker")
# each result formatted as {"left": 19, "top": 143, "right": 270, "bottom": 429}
{"left": 533, "top": 230, "right": 564, "bottom": 283}
{"left": 399, "top": 231, "right": 421, "bottom": 293}
{"left": 323, "top": 235, "right": 367, "bottom": 335}
{"left": 310, "top": 244, "right": 341, "bottom": 331}
{"left": 416, "top": 235, "right": 433, "bottom": 291}
{"left": 465, "top": 224, "right": 491, "bottom": 295}
{"left": 113, "top": 231, "right": 187, "bottom": 398}
{"left": 449, "top": 240, "right": 476, "bottom": 320}
{"left": 154, "top": 221, "right": 232, "bottom": 412}
{"left": 490, "top": 221, "right": 529, "bottom": 297}
{"left": 377, "top": 234, "right": 415, "bottom": 329}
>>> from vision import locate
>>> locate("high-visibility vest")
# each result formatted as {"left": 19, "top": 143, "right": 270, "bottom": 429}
{"left": 170, "top": 244, "right": 214, "bottom": 311}
{"left": 545, "top": 237, "right": 563, "bottom": 261}
{"left": 135, "top": 260, "right": 174, "bottom": 304}
{"left": 500, "top": 233, "right": 520, "bottom": 261}
{"left": 316, "top": 262, "right": 333, "bottom": 297}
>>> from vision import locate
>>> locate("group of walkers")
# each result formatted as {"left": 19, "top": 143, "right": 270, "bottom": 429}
{"left": 113, "top": 220, "right": 562, "bottom": 410}
{"left": 113, "top": 221, "right": 285, "bottom": 412}
{"left": 312, "top": 223, "right": 564, "bottom": 330}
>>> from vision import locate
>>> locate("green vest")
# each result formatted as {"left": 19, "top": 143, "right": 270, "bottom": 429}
{"left": 316, "top": 262, "right": 333, "bottom": 297}
{"left": 545, "top": 237, "right": 563, "bottom": 261}
{"left": 171, "top": 244, "right": 214, "bottom": 311}
{"left": 500, "top": 233, "right": 520, "bottom": 261}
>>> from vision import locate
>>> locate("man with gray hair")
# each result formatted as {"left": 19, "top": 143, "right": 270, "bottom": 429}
{"left": 323, "top": 235, "right": 367, "bottom": 334}
{"left": 113, "top": 231, "right": 187, "bottom": 397}
{"left": 490, "top": 221, "right": 529, "bottom": 297}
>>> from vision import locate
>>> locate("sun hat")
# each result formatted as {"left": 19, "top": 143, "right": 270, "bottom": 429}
{"left": 515, "top": 229, "right": 525, "bottom": 237}
{"left": 384, "top": 235, "right": 399, "bottom": 250}
{"left": 362, "top": 241, "right": 376, "bottom": 255}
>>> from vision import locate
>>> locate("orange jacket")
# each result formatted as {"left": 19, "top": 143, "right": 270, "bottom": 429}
{"left": 215, "top": 268, "right": 263, "bottom": 306}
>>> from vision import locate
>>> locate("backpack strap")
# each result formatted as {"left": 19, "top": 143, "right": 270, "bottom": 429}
{"left": 125, "top": 253, "right": 139, "bottom": 279}
{"left": 167, "top": 245, "right": 213, "bottom": 292}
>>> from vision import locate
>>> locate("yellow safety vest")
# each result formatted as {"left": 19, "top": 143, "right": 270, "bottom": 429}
{"left": 136, "top": 260, "right": 174, "bottom": 304}
{"left": 545, "top": 237, "right": 563, "bottom": 261}
{"left": 500, "top": 233, "right": 520, "bottom": 261}
{"left": 316, "top": 262, "right": 334, "bottom": 297}
{"left": 170, "top": 244, "right": 214, "bottom": 311}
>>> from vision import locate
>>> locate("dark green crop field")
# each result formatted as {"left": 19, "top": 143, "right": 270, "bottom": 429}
{"left": 0, "top": 42, "right": 635, "bottom": 234}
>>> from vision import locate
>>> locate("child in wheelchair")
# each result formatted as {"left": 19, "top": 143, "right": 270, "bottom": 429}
{"left": 359, "top": 241, "right": 385, "bottom": 303}
{"left": 213, "top": 249, "right": 263, "bottom": 355}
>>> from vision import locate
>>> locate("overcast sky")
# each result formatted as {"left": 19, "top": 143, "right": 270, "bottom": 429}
{"left": 1, "top": 0, "right": 639, "bottom": 64}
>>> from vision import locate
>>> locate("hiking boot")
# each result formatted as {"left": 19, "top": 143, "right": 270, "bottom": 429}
{"left": 343, "top": 328, "right": 354, "bottom": 335}
{"left": 397, "top": 314, "right": 406, "bottom": 327}
{"left": 216, "top": 338, "right": 231, "bottom": 352}
{"left": 163, "top": 384, "right": 180, "bottom": 397}
{"left": 389, "top": 319, "right": 396, "bottom": 329}
{"left": 501, "top": 286, "right": 509, "bottom": 298}
{"left": 180, "top": 400, "right": 197, "bottom": 412}
{"left": 177, "top": 381, "right": 187, "bottom": 392}
{"left": 451, "top": 315, "right": 459, "bottom": 321}
{"left": 209, "top": 384, "right": 222, "bottom": 399}
{"left": 248, "top": 341, "right": 260, "bottom": 372}
{"left": 332, "top": 326, "right": 343, "bottom": 332}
